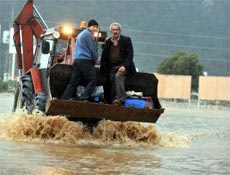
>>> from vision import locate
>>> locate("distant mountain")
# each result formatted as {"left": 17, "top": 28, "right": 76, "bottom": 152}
{"left": 0, "top": 0, "right": 229, "bottom": 77}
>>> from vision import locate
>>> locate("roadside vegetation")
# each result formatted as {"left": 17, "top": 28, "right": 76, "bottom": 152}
{"left": 0, "top": 79, "right": 17, "bottom": 93}
{"left": 157, "top": 51, "right": 204, "bottom": 91}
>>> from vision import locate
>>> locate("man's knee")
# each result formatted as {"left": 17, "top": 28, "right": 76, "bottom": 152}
{"left": 90, "top": 78, "right": 97, "bottom": 86}
{"left": 115, "top": 71, "right": 125, "bottom": 80}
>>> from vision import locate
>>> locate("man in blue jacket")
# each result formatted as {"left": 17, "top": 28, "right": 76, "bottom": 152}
{"left": 62, "top": 19, "right": 99, "bottom": 101}
{"left": 100, "top": 22, "right": 136, "bottom": 105}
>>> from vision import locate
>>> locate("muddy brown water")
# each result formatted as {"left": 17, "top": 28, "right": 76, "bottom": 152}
{"left": 0, "top": 93, "right": 229, "bottom": 175}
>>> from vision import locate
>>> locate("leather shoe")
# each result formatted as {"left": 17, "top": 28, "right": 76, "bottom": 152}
{"left": 113, "top": 99, "right": 122, "bottom": 105}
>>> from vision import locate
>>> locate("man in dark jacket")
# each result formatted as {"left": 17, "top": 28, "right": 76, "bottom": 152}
{"left": 100, "top": 22, "right": 136, "bottom": 104}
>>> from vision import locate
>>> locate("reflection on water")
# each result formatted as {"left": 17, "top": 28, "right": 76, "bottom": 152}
{"left": 0, "top": 138, "right": 162, "bottom": 175}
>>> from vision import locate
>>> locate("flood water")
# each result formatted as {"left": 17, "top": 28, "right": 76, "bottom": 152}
{"left": 0, "top": 93, "right": 229, "bottom": 175}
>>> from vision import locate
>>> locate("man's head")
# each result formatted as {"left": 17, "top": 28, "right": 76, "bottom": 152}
{"left": 88, "top": 19, "right": 99, "bottom": 34}
{"left": 110, "top": 22, "right": 121, "bottom": 39}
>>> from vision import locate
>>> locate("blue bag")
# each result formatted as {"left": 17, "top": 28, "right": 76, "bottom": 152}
{"left": 124, "top": 98, "right": 146, "bottom": 108}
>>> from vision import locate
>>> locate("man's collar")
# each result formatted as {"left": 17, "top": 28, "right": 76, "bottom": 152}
{"left": 111, "top": 35, "right": 120, "bottom": 42}
{"left": 86, "top": 28, "right": 91, "bottom": 33}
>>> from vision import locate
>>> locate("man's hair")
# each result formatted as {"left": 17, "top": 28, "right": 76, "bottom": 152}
{"left": 88, "top": 19, "right": 98, "bottom": 27}
{"left": 110, "top": 22, "right": 122, "bottom": 31}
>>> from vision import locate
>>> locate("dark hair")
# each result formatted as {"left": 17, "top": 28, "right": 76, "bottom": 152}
{"left": 88, "top": 19, "right": 98, "bottom": 27}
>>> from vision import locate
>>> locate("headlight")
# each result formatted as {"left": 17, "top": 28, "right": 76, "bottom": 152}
{"left": 94, "top": 32, "right": 102, "bottom": 37}
{"left": 62, "top": 26, "right": 73, "bottom": 35}
{"left": 53, "top": 31, "right": 60, "bottom": 39}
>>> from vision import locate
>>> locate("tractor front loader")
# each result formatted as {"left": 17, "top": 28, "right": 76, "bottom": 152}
{"left": 13, "top": 0, "right": 164, "bottom": 124}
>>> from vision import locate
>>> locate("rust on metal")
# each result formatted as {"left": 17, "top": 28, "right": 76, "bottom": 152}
{"left": 46, "top": 99, "right": 164, "bottom": 123}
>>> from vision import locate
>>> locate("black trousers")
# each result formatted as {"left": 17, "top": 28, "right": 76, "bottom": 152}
{"left": 61, "top": 59, "right": 97, "bottom": 100}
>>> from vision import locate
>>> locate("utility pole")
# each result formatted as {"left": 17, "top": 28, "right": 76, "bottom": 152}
{"left": 10, "top": 0, "right": 15, "bottom": 80}
{"left": 2, "top": 2, "right": 11, "bottom": 81}
{"left": 0, "top": 1, "right": 2, "bottom": 80}
{"left": 228, "top": 0, "right": 230, "bottom": 76}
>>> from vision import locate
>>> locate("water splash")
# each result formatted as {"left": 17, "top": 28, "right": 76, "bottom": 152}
{"left": 159, "top": 132, "right": 192, "bottom": 148}
{"left": 93, "top": 120, "right": 160, "bottom": 146}
{"left": 0, "top": 112, "right": 86, "bottom": 144}
{"left": 0, "top": 112, "right": 191, "bottom": 148}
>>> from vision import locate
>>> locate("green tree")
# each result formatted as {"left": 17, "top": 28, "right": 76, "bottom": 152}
{"left": 157, "top": 51, "right": 204, "bottom": 91}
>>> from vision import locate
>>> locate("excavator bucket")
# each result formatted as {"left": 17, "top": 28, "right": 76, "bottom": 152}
{"left": 46, "top": 99, "right": 164, "bottom": 123}
{"left": 45, "top": 64, "right": 164, "bottom": 123}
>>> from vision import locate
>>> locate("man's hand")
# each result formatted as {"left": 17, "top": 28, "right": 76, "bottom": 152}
{"left": 95, "top": 59, "right": 101, "bottom": 69}
{"left": 118, "top": 66, "right": 126, "bottom": 73}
